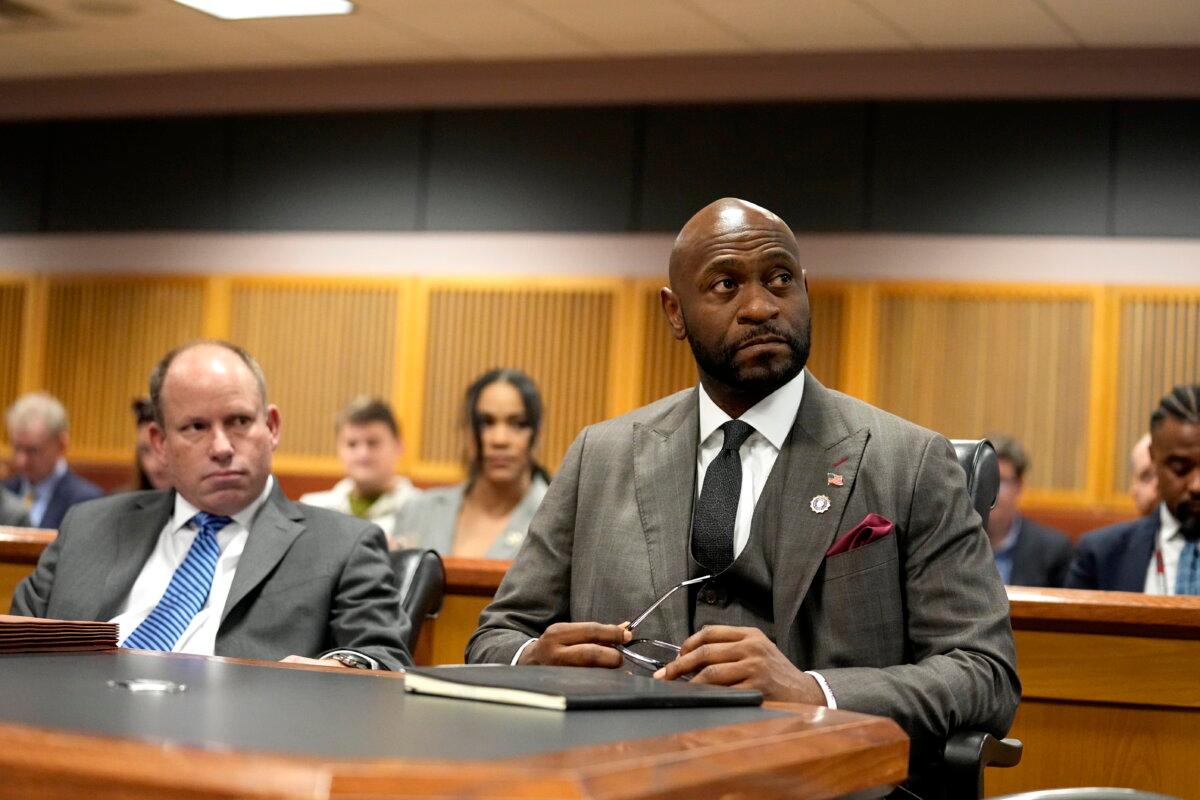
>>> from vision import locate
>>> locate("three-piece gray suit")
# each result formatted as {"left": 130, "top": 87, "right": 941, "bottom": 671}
{"left": 469, "top": 373, "right": 1019, "bottom": 765}
{"left": 10, "top": 482, "right": 412, "bottom": 670}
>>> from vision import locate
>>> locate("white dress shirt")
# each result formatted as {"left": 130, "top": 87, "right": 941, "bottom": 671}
{"left": 1143, "top": 503, "right": 1185, "bottom": 595}
{"left": 695, "top": 368, "right": 805, "bottom": 558}
{"left": 110, "top": 478, "right": 274, "bottom": 654}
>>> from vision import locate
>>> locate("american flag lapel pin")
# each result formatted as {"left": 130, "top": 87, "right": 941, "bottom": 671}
{"left": 827, "top": 472, "right": 844, "bottom": 487}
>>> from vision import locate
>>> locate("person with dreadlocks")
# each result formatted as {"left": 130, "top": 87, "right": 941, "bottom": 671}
{"left": 1068, "top": 384, "right": 1200, "bottom": 593}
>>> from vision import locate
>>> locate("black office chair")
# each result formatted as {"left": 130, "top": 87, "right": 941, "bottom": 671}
{"left": 389, "top": 548, "right": 446, "bottom": 654}
{"left": 945, "top": 439, "right": 1023, "bottom": 799}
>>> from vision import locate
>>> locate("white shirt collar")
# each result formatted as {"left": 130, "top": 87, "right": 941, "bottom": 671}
{"left": 1159, "top": 501, "right": 1183, "bottom": 546}
{"left": 170, "top": 476, "right": 275, "bottom": 535}
{"left": 697, "top": 368, "right": 806, "bottom": 450}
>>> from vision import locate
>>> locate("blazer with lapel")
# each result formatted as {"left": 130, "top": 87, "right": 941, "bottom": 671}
{"left": 10, "top": 482, "right": 412, "bottom": 670}
{"left": 1066, "top": 514, "right": 1159, "bottom": 592}
{"left": 1008, "top": 517, "right": 1074, "bottom": 588}
{"left": 4, "top": 469, "right": 104, "bottom": 530}
{"left": 468, "top": 373, "right": 1019, "bottom": 758}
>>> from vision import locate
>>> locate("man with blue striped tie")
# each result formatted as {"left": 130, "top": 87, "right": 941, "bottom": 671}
{"left": 11, "top": 341, "right": 412, "bottom": 671}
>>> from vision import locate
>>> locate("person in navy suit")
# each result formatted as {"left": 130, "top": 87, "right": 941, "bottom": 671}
{"left": 1068, "top": 384, "right": 1200, "bottom": 593}
{"left": 984, "top": 434, "right": 1073, "bottom": 587}
{"left": 4, "top": 393, "right": 104, "bottom": 529}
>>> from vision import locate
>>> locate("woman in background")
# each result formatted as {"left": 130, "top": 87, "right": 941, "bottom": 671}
{"left": 130, "top": 398, "right": 170, "bottom": 492}
{"left": 395, "top": 368, "right": 550, "bottom": 558}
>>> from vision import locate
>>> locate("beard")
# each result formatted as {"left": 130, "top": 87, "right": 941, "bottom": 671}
{"left": 685, "top": 315, "right": 812, "bottom": 396}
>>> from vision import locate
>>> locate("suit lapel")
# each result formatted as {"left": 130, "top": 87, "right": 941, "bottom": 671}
{"left": 1119, "top": 515, "right": 1160, "bottom": 591}
{"left": 633, "top": 390, "right": 699, "bottom": 647}
{"left": 96, "top": 492, "right": 174, "bottom": 621}
{"left": 772, "top": 374, "right": 869, "bottom": 658}
{"left": 220, "top": 482, "right": 305, "bottom": 626}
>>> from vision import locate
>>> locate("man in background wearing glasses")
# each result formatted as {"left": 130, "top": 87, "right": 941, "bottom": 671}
{"left": 469, "top": 198, "right": 1018, "bottom": 789}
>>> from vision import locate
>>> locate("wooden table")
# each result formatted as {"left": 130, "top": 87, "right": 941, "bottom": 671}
{"left": 0, "top": 650, "right": 908, "bottom": 800}
{"left": 990, "top": 587, "right": 1200, "bottom": 798}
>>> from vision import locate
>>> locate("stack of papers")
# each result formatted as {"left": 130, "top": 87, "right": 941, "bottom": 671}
{"left": 0, "top": 614, "right": 118, "bottom": 653}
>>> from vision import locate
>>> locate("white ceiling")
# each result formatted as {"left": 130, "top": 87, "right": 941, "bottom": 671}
{"left": 1, "top": 0, "right": 1199, "bottom": 80}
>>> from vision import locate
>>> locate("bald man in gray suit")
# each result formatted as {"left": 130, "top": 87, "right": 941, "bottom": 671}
{"left": 468, "top": 199, "right": 1018, "bottom": 791}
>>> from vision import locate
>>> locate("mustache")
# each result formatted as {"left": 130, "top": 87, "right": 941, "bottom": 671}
{"left": 730, "top": 325, "right": 794, "bottom": 349}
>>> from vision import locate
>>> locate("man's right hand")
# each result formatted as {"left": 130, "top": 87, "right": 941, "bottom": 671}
{"left": 518, "top": 622, "right": 632, "bottom": 668}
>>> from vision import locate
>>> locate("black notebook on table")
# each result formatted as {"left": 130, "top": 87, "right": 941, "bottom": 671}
{"left": 402, "top": 666, "right": 763, "bottom": 711}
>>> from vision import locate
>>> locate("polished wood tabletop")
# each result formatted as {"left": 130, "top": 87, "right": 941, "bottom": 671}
{"left": 0, "top": 650, "right": 908, "bottom": 800}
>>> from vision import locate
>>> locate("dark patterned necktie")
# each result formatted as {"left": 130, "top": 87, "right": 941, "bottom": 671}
{"left": 691, "top": 419, "right": 755, "bottom": 574}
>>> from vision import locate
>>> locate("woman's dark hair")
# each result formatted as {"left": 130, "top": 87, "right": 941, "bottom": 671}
{"left": 131, "top": 397, "right": 156, "bottom": 492}
{"left": 463, "top": 368, "right": 551, "bottom": 485}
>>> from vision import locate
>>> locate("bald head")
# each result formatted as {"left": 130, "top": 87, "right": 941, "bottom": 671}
{"left": 659, "top": 198, "right": 810, "bottom": 418}
{"left": 669, "top": 198, "right": 797, "bottom": 289}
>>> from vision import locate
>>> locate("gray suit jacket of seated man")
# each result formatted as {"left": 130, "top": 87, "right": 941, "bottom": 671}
{"left": 10, "top": 482, "right": 413, "bottom": 671}
{"left": 468, "top": 375, "right": 1020, "bottom": 772}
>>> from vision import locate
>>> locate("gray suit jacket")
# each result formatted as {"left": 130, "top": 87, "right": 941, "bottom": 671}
{"left": 468, "top": 374, "right": 1019, "bottom": 758}
{"left": 10, "top": 482, "right": 412, "bottom": 670}
{"left": 394, "top": 475, "right": 549, "bottom": 558}
{"left": 0, "top": 487, "right": 30, "bottom": 527}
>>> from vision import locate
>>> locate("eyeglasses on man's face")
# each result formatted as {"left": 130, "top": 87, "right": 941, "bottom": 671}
{"left": 617, "top": 574, "right": 711, "bottom": 672}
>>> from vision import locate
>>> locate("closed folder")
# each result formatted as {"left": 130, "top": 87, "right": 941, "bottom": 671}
{"left": 403, "top": 665, "right": 763, "bottom": 711}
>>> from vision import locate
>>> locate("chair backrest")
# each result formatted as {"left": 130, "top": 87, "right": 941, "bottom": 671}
{"left": 950, "top": 438, "right": 1000, "bottom": 529}
{"left": 389, "top": 548, "right": 446, "bottom": 653}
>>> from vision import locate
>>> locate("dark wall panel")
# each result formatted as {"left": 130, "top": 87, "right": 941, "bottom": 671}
{"left": 424, "top": 108, "right": 636, "bottom": 231}
{"left": 640, "top": 104, "right": 867, "bottom": 232}
{"left": 870, "top": 102, "right": 1112, "bottom": 235}
{"left": 229, "top": 113, "right": 422, "bottom": 231}
{"left": 0, "top": 124, "right": 46, "bottom": 232}
{"left": 46, "top": 118, "right": 227, "bottom": 232}
{"left": 1114, "top": 102, "right": 1200, "bottom": 238}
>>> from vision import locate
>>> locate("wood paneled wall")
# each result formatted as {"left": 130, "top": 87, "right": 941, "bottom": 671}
{"left": 43, "top": 278, "right": 205, "bottom": 455}
{"left": 874, "top": 286, "right": 1094, "bottom": 495}
{"left": 1113, "top": 289, "right": 1200, "bottom": 495}
{"left": 418, "top": 281, "right": 619, "bottom": 480}
{"left": 0, "top": 281, "right": 23, "bottom": 418}
{"left": 0, "top": 272, "right": 1192, "bottom": 511}
{"left": 228, "top": 280, "right": 401, "bottom": 467}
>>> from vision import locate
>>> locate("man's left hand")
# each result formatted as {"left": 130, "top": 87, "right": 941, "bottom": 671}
{"left": 281, "top": 655, "right": 346, "bottom": 668}
{"left": 653, "top": 625, "right": 827, "bottom": 705}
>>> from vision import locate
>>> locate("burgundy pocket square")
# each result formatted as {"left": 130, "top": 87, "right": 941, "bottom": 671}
{"left": 825, "top": 513, "right": 894, "bottom": 557}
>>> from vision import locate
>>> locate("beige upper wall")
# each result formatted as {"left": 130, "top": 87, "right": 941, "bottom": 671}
{"left": 3, "top": 231, "right": 1200, "bottom": 285}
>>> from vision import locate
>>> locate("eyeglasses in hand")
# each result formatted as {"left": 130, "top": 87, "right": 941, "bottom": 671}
{"left": 617, "top": 574, "right": 711, "bottom": 672}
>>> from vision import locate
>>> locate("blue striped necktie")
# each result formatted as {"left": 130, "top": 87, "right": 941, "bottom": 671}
{"left": 1177, "top": 540, "right": 1200, "bottom": 596}
{"left": 122, "top": 512, "right": 233, "bottom": 651}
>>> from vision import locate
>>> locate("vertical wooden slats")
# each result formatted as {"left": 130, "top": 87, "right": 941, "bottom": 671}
{"left": 228, "top": 281, "right": 399, "bottom": 462}
{"left": 875, "top": 289, "right": 1093, "bottom": 494}
{"left": 0, "top": 282, "right": 26, "bottom": 426}
{"left": 41, "top": 279, "right": 205, "bottom": 458}
{"left": 1113, "top": 291, "right": 1200, "bottom": 496}
{"left": 419, "top": 284, "right": 615, "bottom": 474}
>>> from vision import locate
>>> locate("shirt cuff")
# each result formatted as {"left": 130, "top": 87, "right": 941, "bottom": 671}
{"left": 511, "top": 638, "right": 536, "bottom": 665}
{"left": 805, "top": 670, "right": 837, "bottom": 708}
{"left": 320, "top": 649, "right": 380, "bottom": 670}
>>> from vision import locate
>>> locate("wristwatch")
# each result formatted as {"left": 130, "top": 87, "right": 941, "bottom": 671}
{"left": 327, "top": 652, "right": 373, "bottom": 670}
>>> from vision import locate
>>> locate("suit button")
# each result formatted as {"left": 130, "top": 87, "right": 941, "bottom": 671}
{"left": 700, "top": 588, "right": 719, "bottom": 604}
